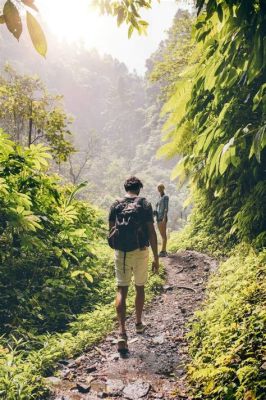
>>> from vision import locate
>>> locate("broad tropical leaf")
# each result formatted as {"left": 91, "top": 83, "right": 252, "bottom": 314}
{"left": 3, "top": 0, "right": 22, "bottom": 40}
{"left": 26, "top": 11, "right": 47, "bottom": 57}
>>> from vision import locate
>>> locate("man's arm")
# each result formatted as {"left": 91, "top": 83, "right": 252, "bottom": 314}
{"left": 147, "top": 222, "right": 159, "bottom": 273}
{"left": 109, "top": 202, "right": 116, "bottom": 231}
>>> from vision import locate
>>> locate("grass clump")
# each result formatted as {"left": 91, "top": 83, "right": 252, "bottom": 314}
{"left": 188, "top": 244, "right": 266, "bottom": 400}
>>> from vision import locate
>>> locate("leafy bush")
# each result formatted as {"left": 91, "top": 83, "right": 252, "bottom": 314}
{"left": 0, "top": 131, "right": 106, "bottom": 334}
{"left": 188, "top": 245, "right": 266, "bottom": 400}
{"left": 168, "top": 189, "right": 236, "bottom": 257}
{"left": 157, "top": 1, "right": 266, "bottom": 248}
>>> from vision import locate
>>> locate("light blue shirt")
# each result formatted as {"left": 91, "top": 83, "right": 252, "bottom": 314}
{"left": 156, "top": 194, "right": 169, "bottom": 221}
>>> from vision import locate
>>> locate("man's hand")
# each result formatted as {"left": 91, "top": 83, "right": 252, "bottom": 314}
{"left": 147, "top": 222, "right": 159, "bottom": 273}
{"left": 152, "top": 258, "right": 159, "bottom": 274}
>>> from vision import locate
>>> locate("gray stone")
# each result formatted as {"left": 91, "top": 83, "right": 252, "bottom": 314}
{"left": 123, "top": 380, "right": 150, "bottom": 399}
{"left": 152, "top": 335, "right": 165, "bottom": 345}
{"left": 106, "top": 379, "right": 125, "bottom": 395}
{"left": 45, "top": 376, "right": 61, "bottom": 386}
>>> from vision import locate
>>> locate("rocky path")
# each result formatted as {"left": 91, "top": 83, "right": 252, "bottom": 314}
{"left": 51, "top": 251, "right": 217, "bottom": 400}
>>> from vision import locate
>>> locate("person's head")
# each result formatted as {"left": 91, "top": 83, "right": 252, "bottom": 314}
{"left": 157, "top": 183, "right": 165, "bottom": 195}
{"left": 124, "top": 176, "right": 143, "bottom": 195}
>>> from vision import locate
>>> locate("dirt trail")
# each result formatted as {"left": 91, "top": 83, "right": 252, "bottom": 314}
{"left": 50, "top": 251, "right": 217, "bottom": 400}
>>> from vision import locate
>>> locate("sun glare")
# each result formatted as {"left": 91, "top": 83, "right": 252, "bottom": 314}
{"left": 36, "top": 0, "right": 103, "bottom": 44}
{"left": 34, "top": 0, "right": 181, "bottom": 74}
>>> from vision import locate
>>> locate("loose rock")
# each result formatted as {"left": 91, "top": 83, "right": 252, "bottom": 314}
{"left": 123, "top": 380, "right": 150, "bottom": 399}
{"left": 106, "top": 379, "right": 125, "bottom": 395}
{"left": 86, "top": 364, "right": 97, "bottom": 373}
{"left": 45, "top": 376, "right": 61, "bottom": 386}
{"left": 76, "top": 382, "right": 91, "bottom": 393}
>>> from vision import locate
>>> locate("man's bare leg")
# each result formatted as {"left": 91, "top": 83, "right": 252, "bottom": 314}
{"left": 116, "top": 286, "right": 128, "bottom": 334}
{"left": 135, "top": 285, "right": 145, "bottom": 324}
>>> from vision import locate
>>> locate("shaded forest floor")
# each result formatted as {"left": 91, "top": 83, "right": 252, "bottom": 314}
{"left": 50, "top": 251, "right": 217, "bottom": 400}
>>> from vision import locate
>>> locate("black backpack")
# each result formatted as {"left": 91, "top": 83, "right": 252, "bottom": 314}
{"left": 108, "top": 197, "right": 145, "bottom": 252}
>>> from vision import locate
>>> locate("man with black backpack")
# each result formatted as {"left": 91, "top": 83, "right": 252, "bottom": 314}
{"left": 108, "top": 176, "right": 159, "bottom": 354}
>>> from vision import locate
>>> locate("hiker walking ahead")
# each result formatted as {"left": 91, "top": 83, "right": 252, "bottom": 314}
{"left": 155, "top": 183, "right": 169, "bottom": 257}
{"left": 108, "top": 176, "right": 159, "bottom": 354}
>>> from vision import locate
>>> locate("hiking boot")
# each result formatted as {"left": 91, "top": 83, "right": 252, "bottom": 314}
{"left": 117, "top": 333, "right": 128, "bottom": 355}
{"left": 135, "top": 322, "right": 146, "bottom": 334}
{"left": 159, "top": 251, "right": 168, "bottom": 257}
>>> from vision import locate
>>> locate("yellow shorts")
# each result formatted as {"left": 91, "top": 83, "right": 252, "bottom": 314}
{"left": 114, "top": 247, "right": 149, "bottom": 287}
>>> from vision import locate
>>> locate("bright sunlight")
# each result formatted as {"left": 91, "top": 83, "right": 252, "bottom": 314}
{"left": 36, "top": 0, "right": 105, "bottom": 44}
{"left": 35, "top": 0, "right": 180, "bottom": 73}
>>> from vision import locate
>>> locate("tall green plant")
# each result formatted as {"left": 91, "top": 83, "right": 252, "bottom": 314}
{"left": 159, "top": 0, "right": 266, "bottom": 247}
{"left": 0, "top": 131, "right": 105, "bottom": 333}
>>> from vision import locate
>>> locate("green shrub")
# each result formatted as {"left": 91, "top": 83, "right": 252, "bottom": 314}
{"left": 188, "top": 245, "right": 266, "bottom": 400}
{"left": 0, "top": 132, "right": 107, "bottom": 334}
{"left": 168, "top": 190, "right": 235, "bottom": 257}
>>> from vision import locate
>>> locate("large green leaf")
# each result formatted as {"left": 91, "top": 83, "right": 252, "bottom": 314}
{"left": 219, "top": 139, "right": 235, "bottom": 175}
{"left": 253, "top": 83, "right": 266, "bottom": 111}
{"left": 26, "top": 11, "right": 47, "bottom": 57}
{"left": 208, "top": 144, "right": 224, "bottom": 177}
{"left": 171, "top": 156, "right": 188, "bottom": 183}
{"left": 249, "top": 125, "right": 266, "bottom": 163}
{"left": 128, "top": 24, "right": 134, "bottom": 39}
{"left": 3, "top": 0, "right": 22, "bottom": 40}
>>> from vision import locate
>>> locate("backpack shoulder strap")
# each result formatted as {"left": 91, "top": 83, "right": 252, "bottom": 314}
{"left": 114, "top": 197, "right": 126, "bottom": 205}
{"left": 134, "top": 196, "right": 145, "bottom": 203}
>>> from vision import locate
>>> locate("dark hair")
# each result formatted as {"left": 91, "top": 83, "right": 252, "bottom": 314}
{"left": 124, "top": 176, "right": 143, "bottom": 193}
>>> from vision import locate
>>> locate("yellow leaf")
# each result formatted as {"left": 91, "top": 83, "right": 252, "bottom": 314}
{"left": 26, "top": 11, "right": 47, "bottom": 57}
{"left": 84, "top": 272, "right": 93, "bottom": 283}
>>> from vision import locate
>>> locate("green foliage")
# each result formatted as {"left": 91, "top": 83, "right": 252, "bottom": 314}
{"left": 0, "top": 132, "right": 105, "bottom": 334}
{"left": 167, "top": 189, "right": 235, "bottom": 257}
{"left": 94, "top": 0, "right": 153, "bottom": 37}
{"left": 188, "top": 244, "right": 266, "bottom": 400}
{"left": 0, "top": 65, "right": 75, "bottom": 162}
{"left": 157, "top": 1, "right": 266, "bottom": 247}
{"left": 149, "top": 10, "right": 195, "bottom": 100}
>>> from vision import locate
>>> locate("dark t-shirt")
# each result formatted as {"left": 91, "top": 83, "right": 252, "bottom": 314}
{"left": 109, "top": 196, "right": 154, "bottom": 248}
